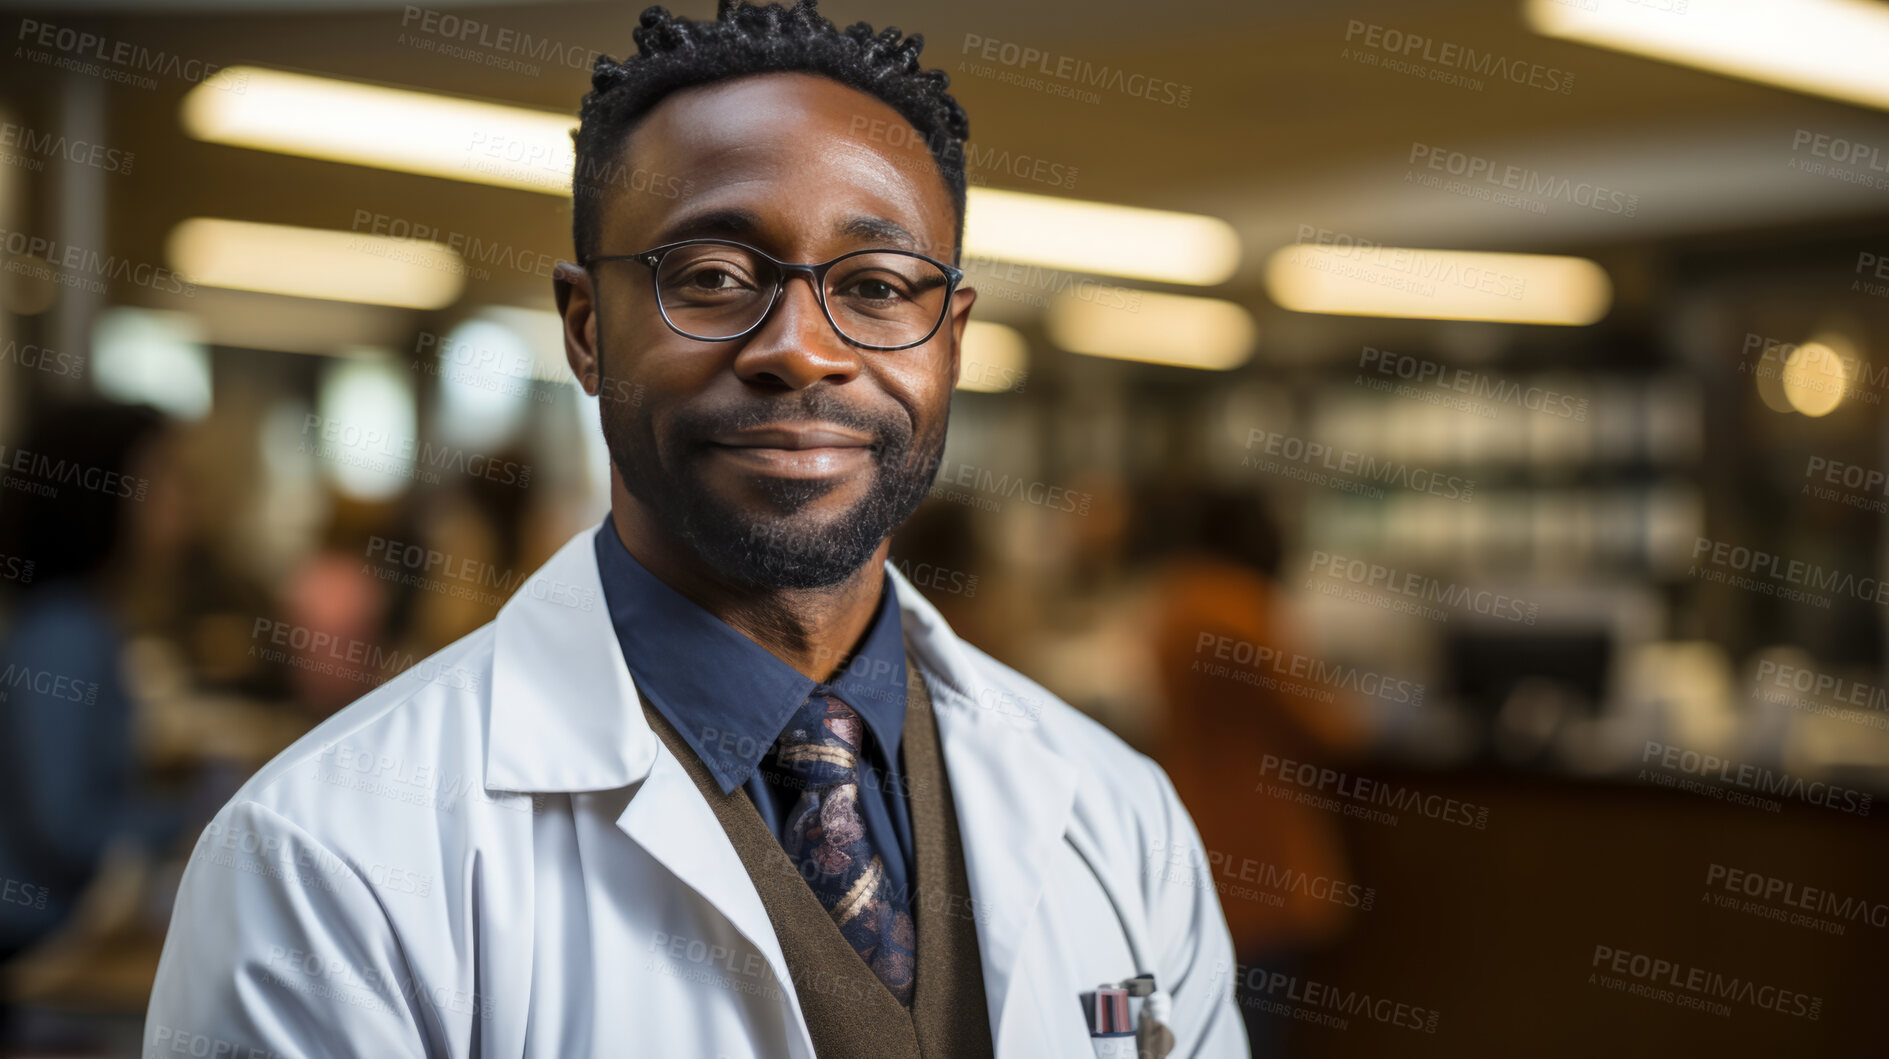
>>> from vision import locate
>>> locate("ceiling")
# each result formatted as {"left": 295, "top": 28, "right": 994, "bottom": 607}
{"left": 10, "top": 0, "right": 1889, "bottom": 344}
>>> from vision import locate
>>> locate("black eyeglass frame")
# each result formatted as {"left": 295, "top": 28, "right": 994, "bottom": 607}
{"left": 585, "top": 238, "right": 967, "bottom": 352}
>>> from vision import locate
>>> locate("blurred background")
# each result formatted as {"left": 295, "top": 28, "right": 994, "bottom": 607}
{"left": 2, "top": 0, "right": 1888, "bottom": 1055}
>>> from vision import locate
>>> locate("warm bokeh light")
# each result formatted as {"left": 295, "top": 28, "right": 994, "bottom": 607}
{"left": 1046, "top": 290, "right": 1255, "bottom": 370}
{"left": 956, "top": 321, "right": 1030, "bottom": 393}
{"left": 1263, "top": 243, "right": 1612, "bottom": 325}
{"left": 167, "top": 217, "right": 466, "bottom": 309}
{"left": 182, "top": 66, "right": 576, "bottom": 195}
{"left": 1780, "top": 334, "right": 1858, "bottom": 417}
{"left": 1527, "top": 0, "right": 1889, "bottom": 112}
{"left": 964, "top": 187, "right": 1241, "bottom": 286}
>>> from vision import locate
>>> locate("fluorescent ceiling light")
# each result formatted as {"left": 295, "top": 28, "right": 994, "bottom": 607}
{"left": 182, "top": 66, "right": 575, "bottom": 195}
{"left": 1526, "top": 0, "right": 1889, "bottom": 111}
{"left": 180, "top": 68, "right": 1241, "bottom": 288}
{"left": 965, "top": 188, "right": 1240, "bottom": 286}
{"left": 1264, "top": 244, "right": 1610, "bottom": 325}
{"left": 957, "top": 321, "right": 1029, "bottom": 392}
{"left": 167, "top": 218, "right": 466, "bottom": 309}
{"left": 1047, "top": 290, "right": 1255, "bottom": 370}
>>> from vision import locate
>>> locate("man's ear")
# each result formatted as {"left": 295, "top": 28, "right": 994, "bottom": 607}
{"left": 554, "top": 261, "right": 600, "bottom": 396}
{"left": 946, "top": 284, "right": 977, "bottom": 388}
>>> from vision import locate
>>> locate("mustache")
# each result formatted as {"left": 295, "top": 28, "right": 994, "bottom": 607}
{"left": 670, "top": 391, "right": 914, "bottom": 452}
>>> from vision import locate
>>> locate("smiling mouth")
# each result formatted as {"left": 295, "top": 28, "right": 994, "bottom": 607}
{"left": 703, "top": 424, "right": 878, "bottom": 478}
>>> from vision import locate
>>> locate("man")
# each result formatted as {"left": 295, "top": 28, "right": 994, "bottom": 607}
{"left": 145, "top": 2, "right": 1246, "bottom": 1056}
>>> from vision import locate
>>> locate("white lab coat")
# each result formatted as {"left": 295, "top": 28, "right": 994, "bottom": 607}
{"left": 145, "top": 529, "right": 1249, "bottom": 1057}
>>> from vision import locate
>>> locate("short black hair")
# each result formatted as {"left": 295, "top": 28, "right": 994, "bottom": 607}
{"left": 570, "top": 0, "right": 969, "bottom": 265}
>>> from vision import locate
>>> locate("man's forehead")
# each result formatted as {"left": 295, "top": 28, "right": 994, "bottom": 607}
{"left": 606, "top": 72, "right": 954, "bottom": 252}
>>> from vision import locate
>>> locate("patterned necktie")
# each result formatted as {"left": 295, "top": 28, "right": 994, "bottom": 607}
{"left": 766, "top": 689, "right": 917, "bottom": 1005}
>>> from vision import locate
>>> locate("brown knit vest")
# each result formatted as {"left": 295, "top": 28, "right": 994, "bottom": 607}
{"left": 638, "top": 648, "right": 995, "bottom": 1059}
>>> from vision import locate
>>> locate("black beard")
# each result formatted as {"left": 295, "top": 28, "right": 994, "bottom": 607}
{"left": 599, "top": 366, "right": 945, "bottom": 590}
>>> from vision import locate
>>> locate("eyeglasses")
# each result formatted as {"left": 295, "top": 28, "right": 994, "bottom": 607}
{"left": 586, "top": 238, "right": 964, "bottom": 352}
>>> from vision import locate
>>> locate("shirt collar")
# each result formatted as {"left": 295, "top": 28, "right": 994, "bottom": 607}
{"left": 591, "top": 517, "right": 908, "bottom": 794}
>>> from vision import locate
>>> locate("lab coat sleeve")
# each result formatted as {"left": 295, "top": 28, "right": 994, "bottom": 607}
{"left": 1145, "top": 761, "right": 1250, "bottom": 1058}
{"left": 145, "top": 798, "right": 435, "bottom": 1058}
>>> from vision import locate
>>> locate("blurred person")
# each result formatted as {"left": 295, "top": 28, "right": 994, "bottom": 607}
{"left": 0, "top": 401, "right": 186, "bottom": 1041}
{"left": 144, "top": 4, "right": 1245, "bottom": 1058}
{"left": 1144, "top": 488, "right": 1371, "bottom": 1056}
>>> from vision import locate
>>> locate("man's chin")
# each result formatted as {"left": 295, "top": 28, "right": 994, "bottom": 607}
{"left": 682, "top": 505, "right": 883, "bottom": 590}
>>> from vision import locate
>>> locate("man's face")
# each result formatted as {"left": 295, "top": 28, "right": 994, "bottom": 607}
{"left": 572, "top": 72, "right": 971, "bottom": 589}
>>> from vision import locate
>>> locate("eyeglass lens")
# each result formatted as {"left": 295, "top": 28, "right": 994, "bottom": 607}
{"left": 654, "top": 243, "right": 952, "bottom": 347}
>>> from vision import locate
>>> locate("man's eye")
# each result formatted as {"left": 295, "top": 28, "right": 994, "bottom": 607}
{"left": 684, "top": 268, "right": 741, "bottom": 290}
{"left": 842, "top": 277, "right": 904, "bottom": 301}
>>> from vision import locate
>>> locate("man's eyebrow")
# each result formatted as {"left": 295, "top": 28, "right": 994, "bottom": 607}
{"left": 837, "top": 215, "right": 920, "bottom": 251}
{"left": 653, "top": 207, "right": 763, "bottom": 245}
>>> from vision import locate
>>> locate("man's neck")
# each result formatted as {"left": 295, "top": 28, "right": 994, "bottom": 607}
{"left": 607, "top": 490, "right": 888, "bottom": 684}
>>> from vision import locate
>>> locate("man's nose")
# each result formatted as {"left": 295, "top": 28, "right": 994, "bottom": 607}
{"left": 731, "top": 274, "right": 863, "bottom": 389}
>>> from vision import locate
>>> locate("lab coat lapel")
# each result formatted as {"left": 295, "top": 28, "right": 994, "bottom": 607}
{"left": 485, "top": 530, "right": 814, "bottom": 1058}
{"left": 890, "top": 568, "right": 1081, "bottom": 1052}
{"left": 615, "top": 746, "right": 817, "bottom": 1059}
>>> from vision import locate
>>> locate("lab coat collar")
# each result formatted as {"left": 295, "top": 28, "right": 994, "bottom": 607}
{"left": 486, "top": 531, "right": 658, "bottom": 794}
{"left": 487, "top": 529, "right": 1079, "bottom": 1049}
{"left": 484, "top": 529, "right": 1043, "bottom": 794}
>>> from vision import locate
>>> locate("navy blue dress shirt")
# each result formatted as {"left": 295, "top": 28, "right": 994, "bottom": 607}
{"left": 592, "top": 518, "right": 916, "bottom": 900}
